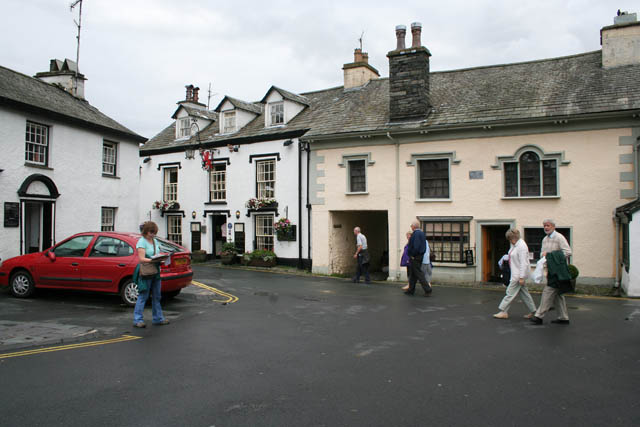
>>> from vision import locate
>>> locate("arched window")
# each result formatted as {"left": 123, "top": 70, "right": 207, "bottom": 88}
{"left": 504, "top": 151, "right": 557, "bottom": 197}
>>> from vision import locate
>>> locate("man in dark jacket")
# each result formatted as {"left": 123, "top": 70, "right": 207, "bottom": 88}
{"left": 405, "top": 220, "right": 432, "bottom": 296}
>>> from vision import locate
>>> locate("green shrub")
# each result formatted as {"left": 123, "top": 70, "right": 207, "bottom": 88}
{"left": 242, "top": 250, "right": 276, "bottom": 262}
{"left": 221, "top": 242, "right": 237, "bottom": 255}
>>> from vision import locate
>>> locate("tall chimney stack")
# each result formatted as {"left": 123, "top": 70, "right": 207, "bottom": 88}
{"left": 343, "top": 47, "right": 380, "bottom": 90}
{"left": 601, "top": 10, "right": 640, "bottom": 68}
{"left": 387, "top": 23, "right": 432, "bottom": 122}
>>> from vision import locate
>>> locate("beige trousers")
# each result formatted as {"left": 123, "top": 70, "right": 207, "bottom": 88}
{"left": 535, "top": 285, "right": 569, "bottom": 320}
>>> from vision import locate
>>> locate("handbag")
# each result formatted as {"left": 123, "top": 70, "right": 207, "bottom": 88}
{"left": 139, "top": 239, "right": 159, "bottom": 278}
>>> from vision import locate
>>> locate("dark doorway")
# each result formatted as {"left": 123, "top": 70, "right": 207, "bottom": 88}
{"left": 234, "top": 223, "right": 245, "bottom": 254}
{"left": 191, "top": 222, "right": 201, "bottom": 252}
{"left": 211, "top": 215, "right": 227, "bottom": 258}
{"left": 481, "top": 225, "right": 510, "bottom": 283}
{"left": 24, "top": 201, "right": 53, "bottom": 254}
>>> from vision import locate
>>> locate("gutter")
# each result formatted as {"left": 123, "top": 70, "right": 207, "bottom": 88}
{"left": 385, "top": 132, "right": 401, "bottom": 280}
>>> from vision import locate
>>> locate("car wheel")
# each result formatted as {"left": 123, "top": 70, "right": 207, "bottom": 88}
{"left": 163, "top": 289, "right": 181, "bottom": 300}
{"left": 120, "top": 279, "right": 139, "bottom": 307}
{"left": 10, "top": 270, "right": 36, "bottom": 298}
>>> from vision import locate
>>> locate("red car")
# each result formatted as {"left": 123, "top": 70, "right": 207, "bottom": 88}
{"left": 0, "top": 232, "right": 193, "bottom": 306}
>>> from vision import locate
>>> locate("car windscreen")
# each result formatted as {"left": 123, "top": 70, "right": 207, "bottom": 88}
{"left": 156, "top": 238, "right": 184, "bottom": 253}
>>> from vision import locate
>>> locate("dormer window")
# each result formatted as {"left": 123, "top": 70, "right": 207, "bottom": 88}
{"left": 178, "top": 117, "right": 191, "bottom": 138}
{"left": 223, "top": 111, "right": 236, "bottom": 133}
{"left": 269, "top": 102, "right": 284, "bottom": 126}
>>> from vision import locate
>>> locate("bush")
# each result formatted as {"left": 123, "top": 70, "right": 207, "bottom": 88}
{"left": 221, "top": 242, "right": 237, "bottom": 255}
{"left": 568, "top": 264, "right": 579, "bottom": 280}
{"left": 242, "top": 250, "right": 277, "bottom": 266}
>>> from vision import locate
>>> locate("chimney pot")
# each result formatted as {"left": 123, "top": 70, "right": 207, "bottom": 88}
{"left": 395, "top": 25, "right": 407, "bottom": 50}
{"left": 193, "top": 87, "right": 200, "bottom": 103}
{"left": 354, "top": 48, "right": 364, "bottom": 63}
{"left": 411, "top": 22, "right": 422, "bottom": 48}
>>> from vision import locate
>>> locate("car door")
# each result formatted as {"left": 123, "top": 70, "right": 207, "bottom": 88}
{"left": 38, "top": 234, "right": 95, "bottom": 288}
{"left": 82, "top": 236, "right": 137, "bottom": 290}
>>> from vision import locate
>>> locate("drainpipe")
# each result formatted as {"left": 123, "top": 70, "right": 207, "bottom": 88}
{"left": 297, "top": 140, "right": 303, "bottom": 269}
{"left": 386, "top": 132, "right": 401, "bottom": 280}
{"left": 306, "top": 142, "right": 312, "bottom": 271}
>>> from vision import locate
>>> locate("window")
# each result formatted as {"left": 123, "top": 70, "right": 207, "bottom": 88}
{"left": 419, "top": 159, "right": 449, "bottom": 199}
{"left": 256, "top": 159, "right": 275, "bottom": 198}
{"left": 167, "top": 216, "right": 182, "bottom": 245}
{"left": 102, "top": 141, "right": 117, "bottom": 176}
{"left": 269, "top": 102, "right": 284, "bottom": 126}
{"left": 53, "top": 235, "right": 93, "bottom": 257}
{"left": 524, "top": 227, "right": 571, "bottom": 262}
{"left": 209, "top": 163, "right": 226, "bottom": 201}
{"left": 25, "top": 121, "right": 49, "bottom": 166}
{"left": 504, "top": 151, "right": 557, "bottom": 197}
{"left": 622, "top": 223, "right": 630, "bottom": 269}
{"left": 223, "top": 111, "right": 236, "bottom": 133}
{"left": 90, "top": 236, "right": 133, "bottom": 257}
{"left": 422, "top": 221, "right": 470, "bottom": 263}
{"left": 348, "top": 159, "right": 366, "bottom": 193}
{"left": 163, "top": 167, "right": 178, "bottom": 201}
{"left": 101, "top": 207, "right": 115, "bottom": 231}
{"left": 179, "top": 118, "right": 191, "bottom": 138}
{"left": 256, "top": 215, "right": 274, "bottom": 251}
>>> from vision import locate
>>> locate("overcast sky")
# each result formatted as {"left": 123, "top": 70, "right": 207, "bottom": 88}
{"left": 1, "top": 0, "right": 637, "bottom": 139}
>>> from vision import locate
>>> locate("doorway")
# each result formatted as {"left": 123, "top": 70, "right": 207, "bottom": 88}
{"left": 23, "top": 201, "right": 53, "bottom": 254}
{"left": 211, "top": 215, "right": 227, "bottom": 258}
{"left": 481, "top": 224, "right": 510, "bottom": 282}
{"left": 191, "top": 222, "right": 201, "bottom": 252}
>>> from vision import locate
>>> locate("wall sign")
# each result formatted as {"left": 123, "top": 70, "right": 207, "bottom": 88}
{"left": 469, "top": 170, "right": 484, "bottom": 180}
{"left": 4, "top": 202, "right": 19, "bottom": 227}
{"left": 465, "top": 249, "right": 474, "bottom": 266}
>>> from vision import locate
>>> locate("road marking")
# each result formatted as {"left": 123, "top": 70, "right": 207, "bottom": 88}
{"left": 191, "top": 280, "right": 239, "bottom": 304}
{"left": 0, "top": 335, "right": 142, "bottom": 360}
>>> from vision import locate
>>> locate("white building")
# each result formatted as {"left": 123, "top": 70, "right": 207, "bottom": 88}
{"left": 140, "top": 85, "right": 312, "bottom": 267}
{"left": 0, "top": 59, "right": 145, "bottom": 262}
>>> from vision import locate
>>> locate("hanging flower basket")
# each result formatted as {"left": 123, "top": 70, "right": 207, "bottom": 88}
{"left": 275, "top": 218, "right": 296, "bottom": 241}
{"left": 152, "top": 200, "right": 180, "bottom": 211}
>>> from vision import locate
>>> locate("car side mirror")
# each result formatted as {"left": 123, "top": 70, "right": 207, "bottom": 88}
{"left": 47, "top": 251, "right": 56, "bottom": 262}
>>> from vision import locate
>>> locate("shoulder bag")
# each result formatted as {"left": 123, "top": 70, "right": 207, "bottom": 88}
{"left": 139, "top": 239, "right": 160, "bottom": 278}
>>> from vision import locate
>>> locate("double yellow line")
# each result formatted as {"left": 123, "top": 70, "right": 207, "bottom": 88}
{"left": 0, "top": 334, "right": 142, "bottom": 360}
{"left": 191, "top": 280, "right": 239, "bottom": 304}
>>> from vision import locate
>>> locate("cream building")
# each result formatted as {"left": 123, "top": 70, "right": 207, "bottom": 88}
{"left": 305, "top": 16, "right": 640, "bottom": 289}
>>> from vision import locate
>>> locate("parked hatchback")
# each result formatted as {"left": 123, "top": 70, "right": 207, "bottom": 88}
{"left": 0, "top": 232, "right": 193, "bottom": 306}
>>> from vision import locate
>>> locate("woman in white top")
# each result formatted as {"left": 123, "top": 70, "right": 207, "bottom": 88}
{"left": 493, "top": 228, "right": 537, "bottom": 319}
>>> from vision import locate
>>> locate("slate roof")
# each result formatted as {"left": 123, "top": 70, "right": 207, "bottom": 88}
{"left": 214, "top": 96, "right": 263, "bottom": 114}
{"left": 141, "top": 50, "right": 640, "bottom": 153}
{"left": 260, "top": 85, "right": 310, "bottom": 106}
{"left": 0, "top": 65, "right": 145, "bottom": 142}
{"left": 171, "top": 105, "right": 218, "bottom": 121}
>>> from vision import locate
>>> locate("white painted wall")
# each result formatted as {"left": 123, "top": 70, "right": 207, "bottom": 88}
{"left": 139, "top": 137, "right": 310, "bottom": 260}
{"left": 0, "top": 105, "right": 140, "bottom": 262}
{"left": 218, "top": 101, "right": 258, "bottom": 134}
{"left": 622, "top": 212, "right": 640, "bottom": 296}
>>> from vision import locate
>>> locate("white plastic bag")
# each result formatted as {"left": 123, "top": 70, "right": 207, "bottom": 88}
{"left": 532, "top": 256, "right": 546, "bottom": 284}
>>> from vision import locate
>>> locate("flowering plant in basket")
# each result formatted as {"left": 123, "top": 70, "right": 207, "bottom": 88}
{"left": 245, "top": 197, "right": 277, "bottom": 209}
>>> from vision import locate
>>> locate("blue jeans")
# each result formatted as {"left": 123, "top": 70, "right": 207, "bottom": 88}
{"left": 133, "top": 276, "right": 165, "bottom": 324}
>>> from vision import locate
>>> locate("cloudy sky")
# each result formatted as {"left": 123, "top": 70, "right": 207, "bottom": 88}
{"left": 1, "top": 0, "right": 637, "bottom": 138}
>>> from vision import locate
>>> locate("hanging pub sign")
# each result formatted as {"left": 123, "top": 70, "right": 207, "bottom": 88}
{"left": 4, "top": 202, "right": 19, "bottom": 227}
{"left": 464, "top": 249, "right": 474, "bottom": 266}
{"left": 200, "top": 149, "right": 214, "bottom": 171}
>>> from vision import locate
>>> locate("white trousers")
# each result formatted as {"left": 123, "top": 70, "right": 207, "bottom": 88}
{"left": 498, "top": 279, "right": 537, "bottom": 313}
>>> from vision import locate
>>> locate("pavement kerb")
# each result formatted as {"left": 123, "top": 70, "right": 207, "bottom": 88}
{"left": 192, "top": 262, "right": 638, "bottom": 301}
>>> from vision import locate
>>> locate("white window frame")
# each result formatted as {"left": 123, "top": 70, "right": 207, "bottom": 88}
{"left": 178, "top": 117, "right": 191, "bottom": 138}
{"left": 256, "top": 159, "right": 276, "bottom": 199}
{"left": 167, "top": 215, "right": 182, "bottom": 245}
{"left": 269, "top": 101, "right": 284, "bottom": 126}
{"left": 223, "top": 111, "right": 236, "bottom": 133}
{"left": 163, "top": 167, "right": 178, "bottom": 202}
{"left": 209, "top": 163, "right": 226, "bottom": 201}
{"left": 25, "top": 121, "right": 49, "bottom": 166}
{"left": 101, "top": 207, "right": 115, "bottom": 231}
{"left": 102, "top": 141, "right": 117, "bottom": 176}
{"left": 255, "top": 214, "right": 274, "bottom": 251}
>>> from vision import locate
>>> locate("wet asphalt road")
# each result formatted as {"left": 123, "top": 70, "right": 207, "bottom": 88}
{"left": 1, "top": 265, "right": 639, "bottom": 426}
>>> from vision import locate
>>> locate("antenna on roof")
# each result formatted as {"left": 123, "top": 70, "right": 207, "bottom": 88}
{"left": 69, "top": 0, "right": 83, "bottom": 70}
{"left": 358, "top": 30, "right": 364, "bottom": 50}
{"left": 207, "top": 82, "right": 218, "bottom": 110}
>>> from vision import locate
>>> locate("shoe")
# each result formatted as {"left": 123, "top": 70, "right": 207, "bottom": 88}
{"left": 551, "top": 319, "right": 570, "bottom": 325}
{"left": 401, "top": 285, "right": 409, "bottom": 291}
{"left": 493, "top": 311, "right": 509, "bottom": 319}
{"left": 133, "top": 322, "right": 146, "bottom": 328}
{"left": 423, "top": 288, "right": 433, "bottom": 297}
{"left": 529, "top": 316, "right": 543, "bottom": 325}
{"left": 403, "top": 291, "right": 414, "bottom": 296}
{"left": 523, "top": 312, "right": 535, "bottom": 319}
{"left": 153, "top": 319, "right": 170, "bottom": 325}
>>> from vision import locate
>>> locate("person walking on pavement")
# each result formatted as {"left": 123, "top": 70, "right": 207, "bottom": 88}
{"left": 352, "top": 227, "right": 371, "bottom": 284}
{"left": 401, "top": 231, "right": 413, "bottom": 292}
{"left": 405, "top": 220, "right": 432, "bottom": 296}
{"left": 493, "top": 229, "right": 537, "bottom": 319}
{"left": 531, "top": 219, "right": 573, "bottom": 325}
{"left": 133, "top": 221, "right": 170, "bottom": 328}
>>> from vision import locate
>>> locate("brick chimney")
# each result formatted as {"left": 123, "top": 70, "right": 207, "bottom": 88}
{"left": 35, "top": 58, "right": 86, "bottom": 99}
{"left": 601, "top": 10, "right": 640, "bottom": 68}
{"left": 387, "top": 22, "right": 431, "bottom": 122}
{"left": 343, "top": 48, "right": 380, "bottom": 89}
{"left": 179, "top": 84, "right": 206, "bottom": 110}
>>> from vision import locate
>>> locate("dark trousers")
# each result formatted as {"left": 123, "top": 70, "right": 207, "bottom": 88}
{"left": 408, "top": 255, "right": 431, "bottom": 294}
{"left": 354, "top": 253, "right": 371, "bottom": 283}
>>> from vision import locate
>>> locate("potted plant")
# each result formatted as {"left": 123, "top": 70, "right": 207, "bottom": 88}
{"left": 568, "top": 264, "right": 579, "bottom": 288}
{"left": 220, "top": 242, "right": 237, "bottom": 265}
{"left": 274, "top": 218, "right": 296, "bottom": 241}
{"left": 191, "top": 249, "right": 207, "bottom": 263}
{"left": 152, "top": 200, "right": 180, "bottom": 211}
{"left": 241, "top": 250, "right": 277, "bottom": 267}
{"left": 245, "top": 197, "right": 277, "bottom": 210}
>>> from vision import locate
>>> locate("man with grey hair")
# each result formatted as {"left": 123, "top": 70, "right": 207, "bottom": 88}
{"left": 405, "top": 220, "right": 432, "bottom": 296}
{"left": 530, "top": 219, "right": 572, "bottom": 325}
{"left": 352, "top": 227, "right": 370, "bottom": 284}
